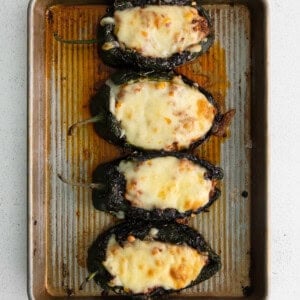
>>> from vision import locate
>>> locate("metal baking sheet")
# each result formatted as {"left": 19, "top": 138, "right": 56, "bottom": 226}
{"left": 28, "top": 0, "right": 268, "bottom": 299}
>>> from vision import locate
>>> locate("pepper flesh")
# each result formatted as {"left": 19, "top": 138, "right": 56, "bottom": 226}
{"left": 87, "top": 221, "right": 221, "bottom": 297}
{"left": 92, "top": 152, "right": 223, "bottom": 220}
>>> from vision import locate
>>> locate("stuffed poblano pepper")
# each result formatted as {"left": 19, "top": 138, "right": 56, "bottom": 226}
{"left": 98, "top": 0, "right": 214, "bottom": 70}
{"left": 85, "top": 220, "right": 221, "bottom": 297}
{"left": 91, "top": 152, "right": 223, "bottom": 220}
{"left": 70, "top": 70, "right": 234, "bottom": 151}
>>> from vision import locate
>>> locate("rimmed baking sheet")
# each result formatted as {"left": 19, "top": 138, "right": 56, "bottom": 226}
{"left": 28, "top": 0, "right": 268, "bottom": 298}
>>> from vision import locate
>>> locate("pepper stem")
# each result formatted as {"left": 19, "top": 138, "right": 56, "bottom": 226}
{"left": 57, "top": 174, "right": 104, "bottom": 190}
{"left": 68, "top": 114, "right": 103, "bottom": 136}
{"left": 54, "top": 32, "right": 100, "bottom": 45}
{"left": 79, "top": 271, "right": 99, "bottom": 290}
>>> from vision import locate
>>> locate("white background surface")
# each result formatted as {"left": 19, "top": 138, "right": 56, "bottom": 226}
{"left": 0, "top": 0, "right": 299, "bottom": 299}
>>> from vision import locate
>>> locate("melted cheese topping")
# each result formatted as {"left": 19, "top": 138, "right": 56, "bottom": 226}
{"left": 118, "top": 157, "right": 213, "bottom": 212}
{"left": 113, "top": 5, "right": 209, "bottom": 57}
{"left": 103, "top": 235, "right": 208, "bottom": 293}
{"left": 109, "top": 76, "right": 216, "bottom": 151}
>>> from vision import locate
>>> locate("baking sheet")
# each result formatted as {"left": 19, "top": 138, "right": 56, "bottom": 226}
{"left": 28, "top": 0, "right": 268, "bottom": 299}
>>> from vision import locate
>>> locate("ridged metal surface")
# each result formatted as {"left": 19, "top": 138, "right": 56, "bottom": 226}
{"left": 45, "top": 4, "right": 251, "bottom": 297}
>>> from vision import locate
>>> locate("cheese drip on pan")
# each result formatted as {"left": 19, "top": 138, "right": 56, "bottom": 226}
{"left": 103, "top": 235, "right": 208, "bottom": 294}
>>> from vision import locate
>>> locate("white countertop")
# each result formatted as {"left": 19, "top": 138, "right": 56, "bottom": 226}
{"left": 0, "top": 0, "right": 299, "bottom": 299}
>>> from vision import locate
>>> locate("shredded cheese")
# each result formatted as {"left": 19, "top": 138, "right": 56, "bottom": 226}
{"left": 108, "top": 76, "right": 216, "bottom": 151}
{"left": 118, "top": 156, "right": 213, "bottom": 212}
{"left": 114, "top": 5, "right": 209, "bottom": 57}
{"left": 103, "top": 235, "right": 208, "bottom": 293}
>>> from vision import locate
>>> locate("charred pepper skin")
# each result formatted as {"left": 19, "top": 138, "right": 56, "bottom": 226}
{"left": 89, "top": 69, "right": 223, "bottom": 152}
{"left": 92, "top": 152, "right": 223, "bottom": 220}
{"left": 98, "top": 0, "right": 214, "bottom": 71}
{"left": 87, "top": 220, "right": 221, "bottom": 298}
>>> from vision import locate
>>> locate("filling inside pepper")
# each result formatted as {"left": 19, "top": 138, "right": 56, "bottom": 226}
{"left": 108, "top": 76, "right": 216, "bottom": 151}
{"left": 118, "top": 156, "right": 214, "bottom": 212}
{"left": 110, "top": 5, "right": 209, "bottom": 58}
{"left": 103, "top": 234, "right": 208, "bottom": 293}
